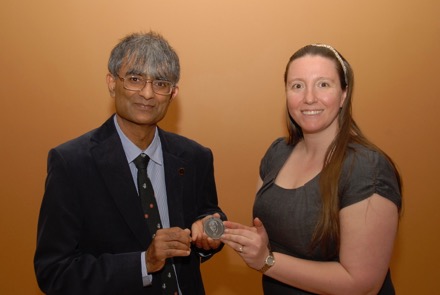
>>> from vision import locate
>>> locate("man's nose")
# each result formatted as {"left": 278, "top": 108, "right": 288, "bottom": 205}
{"left": 138, "top": 81, "right": 155, "bottom": 98}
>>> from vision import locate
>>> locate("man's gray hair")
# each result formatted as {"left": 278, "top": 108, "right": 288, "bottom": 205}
{"left": 108, "top": 31, "right": 180, "bottom": 84}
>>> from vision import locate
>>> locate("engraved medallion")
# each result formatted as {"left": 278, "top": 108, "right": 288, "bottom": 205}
{"left": 203, "top": 217, "right": 224, "bottom": 239}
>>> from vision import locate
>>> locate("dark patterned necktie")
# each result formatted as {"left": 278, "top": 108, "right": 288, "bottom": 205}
{"left": 134, "top": 153, "right": 179, "bottom": 295}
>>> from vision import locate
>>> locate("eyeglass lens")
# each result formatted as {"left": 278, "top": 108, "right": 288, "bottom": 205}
{"left": 123, "top": 75, "right": 173, "bottom": 95}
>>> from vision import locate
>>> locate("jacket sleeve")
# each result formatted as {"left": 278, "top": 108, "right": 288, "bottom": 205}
{"left": 195, "top": 147, "right": 226, "bottom": 260}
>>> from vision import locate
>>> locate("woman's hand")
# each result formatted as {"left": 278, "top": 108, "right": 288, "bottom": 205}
{"left": 221, "top": 217, "right": 270, "bottom": 270}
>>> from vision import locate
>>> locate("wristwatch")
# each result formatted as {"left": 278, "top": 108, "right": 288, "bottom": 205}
{"left": 258, "top": 252, "right": 275, "bottom": 273}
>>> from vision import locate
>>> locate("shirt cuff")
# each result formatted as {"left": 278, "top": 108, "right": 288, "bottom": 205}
{"left": 141, "top": 251, "right": 153, "bottom": 286}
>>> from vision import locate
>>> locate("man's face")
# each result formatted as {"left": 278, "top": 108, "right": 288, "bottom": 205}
{"left": 106, "top": 64, "right": 179, "bottom": 131}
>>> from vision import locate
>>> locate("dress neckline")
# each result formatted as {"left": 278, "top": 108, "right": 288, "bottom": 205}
{"left": 273, "top": 172, "right": 320, "bottom": 191}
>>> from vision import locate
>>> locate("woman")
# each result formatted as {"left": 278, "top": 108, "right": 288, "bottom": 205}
{"left": 221, "top": 44, "right": 402, "bottom": 294}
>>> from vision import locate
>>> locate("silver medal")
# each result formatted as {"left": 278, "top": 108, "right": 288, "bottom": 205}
{"left": 203, "top": 217, "right": 224, "bottom": 239}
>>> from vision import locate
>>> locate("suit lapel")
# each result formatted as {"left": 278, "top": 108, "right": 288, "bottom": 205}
{"left": 159, "top": 130, "right": 186, "bottom": 229}
{"left": 90, "top": 117, "right": 150, "bottom": 248}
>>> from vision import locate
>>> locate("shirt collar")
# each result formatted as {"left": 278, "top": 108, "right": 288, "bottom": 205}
{"left": 113, "top": 115, "right": 163, "bottom": 166}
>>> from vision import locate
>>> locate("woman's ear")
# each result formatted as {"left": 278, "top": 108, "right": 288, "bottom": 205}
{"left": 340, "top": 86, "right": 348, "bottom": 107}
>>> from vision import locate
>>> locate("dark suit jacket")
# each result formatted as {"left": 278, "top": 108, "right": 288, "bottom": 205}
{"left": 34, "top": 116, "right": 225, "bottom": 295}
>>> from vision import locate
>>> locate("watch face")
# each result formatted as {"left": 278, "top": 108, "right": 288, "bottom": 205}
{"left": 266, "top": 255, "right": 275, "bottom": 266}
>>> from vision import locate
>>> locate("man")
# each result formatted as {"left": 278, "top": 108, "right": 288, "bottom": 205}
{"left": 34, "top": 31, "right": 226, "bottom": 295}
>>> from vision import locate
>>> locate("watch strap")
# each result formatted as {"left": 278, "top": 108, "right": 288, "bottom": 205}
{"left": 258, "top": 252, "right": 274, "bottom": 273}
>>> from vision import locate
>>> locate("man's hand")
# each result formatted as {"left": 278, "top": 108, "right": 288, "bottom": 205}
{"left": 191, "top": 213, "right": 223, "bottom": 251}
{"left": 145, "top": 227, "right": 191, "bottom": 273}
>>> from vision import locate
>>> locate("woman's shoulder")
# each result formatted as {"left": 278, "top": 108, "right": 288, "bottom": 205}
{"left": 259, "top": 137, "right": 292, "bottom": 179}
{"left": 344, "top": 143, "right": 393, "bottom": 170}
{"left": 340, "top": 143, "right": 401, "bottom": 208}
{"left": 265, "top": 137, "right": 292, "bottom": 158}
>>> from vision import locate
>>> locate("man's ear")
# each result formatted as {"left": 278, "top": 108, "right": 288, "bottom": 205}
{"left": 106, "top": 73, "right": 116, "bottom": 97}
{"left": 170, "top": 85, "right": 179, "bottom": 102}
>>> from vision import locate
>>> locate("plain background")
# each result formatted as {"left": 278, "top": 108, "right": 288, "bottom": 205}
{"left": 1, "top": 0, "right": 439, "bottom": 294}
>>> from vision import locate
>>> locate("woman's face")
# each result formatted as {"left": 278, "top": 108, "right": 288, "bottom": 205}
{"left": 285, "top": 55, "right": 347, "bottom": 138}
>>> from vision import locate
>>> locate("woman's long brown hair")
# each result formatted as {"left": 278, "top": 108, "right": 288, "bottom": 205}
{"left": 284, "top": 45, "right": 402, "bottom": 258}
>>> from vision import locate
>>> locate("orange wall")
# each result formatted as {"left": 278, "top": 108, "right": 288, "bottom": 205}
{"left": 1, "top": 1, "right": 439, "bottom": 294}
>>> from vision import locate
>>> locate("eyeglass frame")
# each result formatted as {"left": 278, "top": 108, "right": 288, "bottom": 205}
{"left": 116, "top": 74, "right": 176, "bottom": 95}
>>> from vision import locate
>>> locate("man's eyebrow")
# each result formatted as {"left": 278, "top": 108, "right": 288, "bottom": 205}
{"left": 125, "top": 70, "right": 144, "bottom": 76}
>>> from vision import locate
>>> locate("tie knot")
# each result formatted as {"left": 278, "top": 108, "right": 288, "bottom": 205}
{"left": 133, "top": 153, "right": 150, "bottom": 170}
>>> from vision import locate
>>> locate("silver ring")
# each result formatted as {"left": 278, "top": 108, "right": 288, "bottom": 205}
{"left": 238, "top": 245, "right": 243, "bottom": 253}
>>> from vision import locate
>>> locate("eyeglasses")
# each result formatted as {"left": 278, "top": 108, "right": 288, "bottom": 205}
{"left": 117, "top": 74, "right": 175, "bottom": 95}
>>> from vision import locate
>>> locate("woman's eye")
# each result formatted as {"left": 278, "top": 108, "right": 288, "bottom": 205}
{"left": 318, "top": 82, "right": 330, "bottom": 87}
{"left": 290, "top": 83, "right": 302, "bottom": 89}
